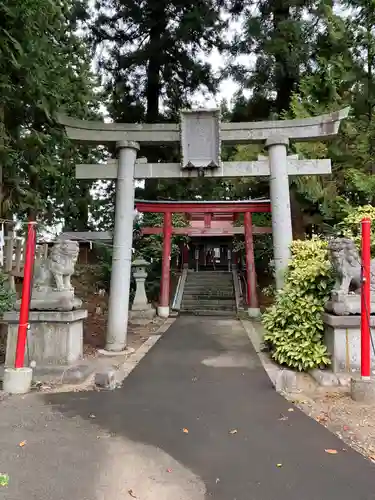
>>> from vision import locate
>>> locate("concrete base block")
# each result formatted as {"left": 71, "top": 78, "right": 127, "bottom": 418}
{"left": 310, "top": 368, "right": 339, "bottom": 387}
{"left": 95, "top": 370, "right": 117, "bottom": 390}
{"left": 323, "top": 313, "right": 375, "bottom": 372}
{"left": 3, "top": 367, "right": 33, "bottom": 394}
{"left": 247, "top": 308, "right": 261, "bottom": 319}
{"left": 274, "top": 369, "right": 299, "bottom": 393}
{"left": 157, "top": 306, "right": 170, "bottom": 318}
{"left": 97, "top": 347, "right": 135, "bottom": 357}
{"left": 129, "top": 307, "right": 156, "bottom": 325}
{"left": 3, "top": 310, "right": 87, "bottom": 369}
{"left": 0, "top": 363, "right": 93, "bottom": 386}
{"left": 337, "top": 373, "right": 351, "bottom": 387}
{"left": 351, "top": 378, "right": 375, "bottom": 403}
{"left": 61, "top": 365, "right": 94, "bottom": 384}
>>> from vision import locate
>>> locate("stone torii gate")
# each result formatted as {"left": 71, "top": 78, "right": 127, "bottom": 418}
{"left": 57, "top": 108, "right": 348, "bottom": 352}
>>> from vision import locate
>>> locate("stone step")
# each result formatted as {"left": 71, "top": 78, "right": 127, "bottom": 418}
{"left": 185, "top": 284, "right": 233, "bottom": 289}
{"left": 184, "top": 289, "right": 233, "bottom": 295}
{"left": 184, "top": 286, "right": 234, "bottom": 293}
{"left": 186, "top": 281, "right": 233, "bottom": 287}
{"left": 180, "top": 309, "right": 236, "bottom": 317}
{"left": 182, "top": 293, "right": 235, "bottom": 302}
{"left": 187, "top": 273, "right": 232, "bottom": 279}
{"left": 185, "top": 283, "right": 233, "bottom": 288}
{"left": 182, "top": 302, "right": 236, "bottom": 310}
{"left": 182, "top": 298, "right": 235, "bottom": 305}
{"left": 187, "top": 274, "right": 232, "bottom": 279}
{"left": 184, "top": 294, "right": 234, "bottom": 299}
{"left": 182, "top": 301, "right": 236, "bottom": 309}
{"left": 188, "top": 269, "right": 232, "bottom": 276}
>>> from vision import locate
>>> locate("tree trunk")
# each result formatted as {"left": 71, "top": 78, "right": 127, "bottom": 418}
{"left": 289, "top": 188, "right": 306, "bottom": 240}
{"left": 143, "top": 9, "right": 167, "bottom": 199}
{"left": 272, "top": 2, "right": 299, "bottom": 115}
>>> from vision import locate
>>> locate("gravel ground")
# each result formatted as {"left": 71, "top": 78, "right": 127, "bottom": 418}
{"left": 289, "top": 389, "right": 375, "bottom": 462}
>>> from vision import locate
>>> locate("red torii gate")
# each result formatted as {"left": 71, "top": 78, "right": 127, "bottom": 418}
{"left": 135, "top": 199, "right": 271, "bottom": 316}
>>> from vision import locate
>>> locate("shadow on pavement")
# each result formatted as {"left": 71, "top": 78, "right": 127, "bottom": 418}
{"left": 45, "top": 317, "right": 375, "bottom": 500}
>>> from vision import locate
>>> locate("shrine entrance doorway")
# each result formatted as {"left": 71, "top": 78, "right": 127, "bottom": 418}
{"left": 191, "top": 239, "right": 233, "bottom": 271}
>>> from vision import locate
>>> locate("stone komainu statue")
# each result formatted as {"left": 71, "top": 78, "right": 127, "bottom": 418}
{"left": 24, "top": 238, "right": 82, "bottom": 311}
{"left": 328, "top": 237, "right": 375, "bottom": 295}
{"left": 33, "top": 238, "right": 79, "bottom": 291}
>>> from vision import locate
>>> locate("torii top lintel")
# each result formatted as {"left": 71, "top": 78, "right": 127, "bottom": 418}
{"left": 135, "top": 199, "right": 271, "bottom": 214}
{"left": 56, "top": 107, "right": 349, "bottom": 146}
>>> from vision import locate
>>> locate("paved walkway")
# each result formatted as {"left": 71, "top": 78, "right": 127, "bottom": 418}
{"left": 0, "top": 316, "right": 374, "bottom": 499}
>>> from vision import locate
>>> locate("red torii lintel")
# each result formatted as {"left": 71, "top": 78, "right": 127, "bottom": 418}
{"left": 141, "top": 226, "right": 272, "bottom": 236}
{"left": 135, "top": 200, "right": 271, "bottom": 214}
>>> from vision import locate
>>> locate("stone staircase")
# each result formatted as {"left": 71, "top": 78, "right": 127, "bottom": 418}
{"left": 180, "top": 271, "right": 236, "bottom": 316}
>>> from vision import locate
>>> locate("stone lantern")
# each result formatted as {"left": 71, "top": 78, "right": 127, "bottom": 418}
{"left": 129, "top": 258, "right": 156, "bottom": 325}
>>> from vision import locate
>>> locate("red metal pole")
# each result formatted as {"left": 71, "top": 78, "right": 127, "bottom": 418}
{"left": 15, "top": 222, "right": 36, "bottom": 369}
{"left": 244, "top": 211, "right": 258, "bottom": 310}
{"left": 159, "top": 212, "right": 172, "bottom": 310}
{"left": 361, "top": 217, "right": 371, "bottom": 379}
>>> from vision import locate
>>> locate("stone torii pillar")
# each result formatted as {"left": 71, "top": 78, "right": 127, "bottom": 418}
{"left": 265, "top": 137, "right": 293, "bottom": 289}
{"left": 106, "top": 141, "right": 139, "bottom": 352}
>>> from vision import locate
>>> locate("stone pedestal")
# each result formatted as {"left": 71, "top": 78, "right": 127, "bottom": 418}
{"left": 325, "top": 291, "right": 375, "bottom": 316}
{"left": 351, "top": 377, "right": 375, "bottom": 403}
{"left": 129, "top": 259, "right": 155, "bottom": 325}
{"left": 4, "top": 309, "right": 88, "bottom": 369}
{"left": 16, "top": 289, "right": 82, "bottom": 312}
{"left": 323, "top": 313, "right": 375, "bottom": 373}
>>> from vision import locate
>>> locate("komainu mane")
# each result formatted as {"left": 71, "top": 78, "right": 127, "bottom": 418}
{"left": 328, "top": 237, "right": 375, "bottom": 294}
{"left": 33, "top": 239, "right": 79, "bottom": 291}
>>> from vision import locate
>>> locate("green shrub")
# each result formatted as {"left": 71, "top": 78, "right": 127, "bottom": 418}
{"left": 263, "top": 238, "right": 334, "bottom": 371}
{"left": 0, "top": 272, "right": 15, "bottom": 315}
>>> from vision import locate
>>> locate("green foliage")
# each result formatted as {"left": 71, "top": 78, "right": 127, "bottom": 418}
{"left": 335, "top": 205, "right": 375, "bottom": 255}
{"left": 232, "top": 212, "right": 273, "bottom": 274}
{"left": 0, "top": 473, "right": 9, "bottom": 487}
{"left": 90, "top": 0, "right": 227, "bottom": 122}
{"left": 0, "top": 0, "right": 100, "bottom": 225}
{"left": 0, "top": 272, "right": 16, "bottom": 315}
{"left": 94, "top": 213, "right": 190, "bottom": 302}
{"left": 263, "top": 238, "right": 334, "bottom": 371}
{"left": 133, "top": 213, "right": 189, "bottom": 301}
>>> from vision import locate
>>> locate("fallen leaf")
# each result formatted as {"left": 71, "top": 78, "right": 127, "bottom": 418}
{"left": 287, "top": 408, "right": 294, "bottom": 412}
{"left": 128, "top": 489, "right": 137, "bottom": 498}
{"left": 182, "top": 428, "right": 189, "bottom": 434}
{"left": 343, "top": 425, "right": 349, "bottom": 431}
{"left": 325, "top": 449, "right": 338, "bottom": 454}
{"left": 276, "top": 463, "right": 283, "bottom": 467}
{"left": 167, "top": 468, "right": 172, "bottom": 473}
{"left": 19, "top": 441, "right": 26, "bottom": 447}
{"left": 89, "top": 414, "right": 96, "bottom": 419}
{"left": 229, "top": 429, "right": 238, "bottom": 434}
{"left": 216, "top": 478, "right": 220, "bottom": 484}
{"left": 315, "top": 414, "right": 328, "bottom": 423}
{"left": 278, "top": 414, "right": 288, "bottom": 421}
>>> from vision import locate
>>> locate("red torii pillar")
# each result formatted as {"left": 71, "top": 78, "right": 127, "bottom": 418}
{"left": 244, "top": 211, "right": 260, "bottom": 317}
{"left": 158, "top": 211, "right": 172, "bottom": 318}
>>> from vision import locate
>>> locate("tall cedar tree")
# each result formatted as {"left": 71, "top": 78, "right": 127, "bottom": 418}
{"left": 89, "top": 0, "right": 231, "bottom": 201}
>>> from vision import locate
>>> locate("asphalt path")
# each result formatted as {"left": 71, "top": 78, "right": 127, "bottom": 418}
{"left": 1, "top": 316, "right": 374, "bottom": 499}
